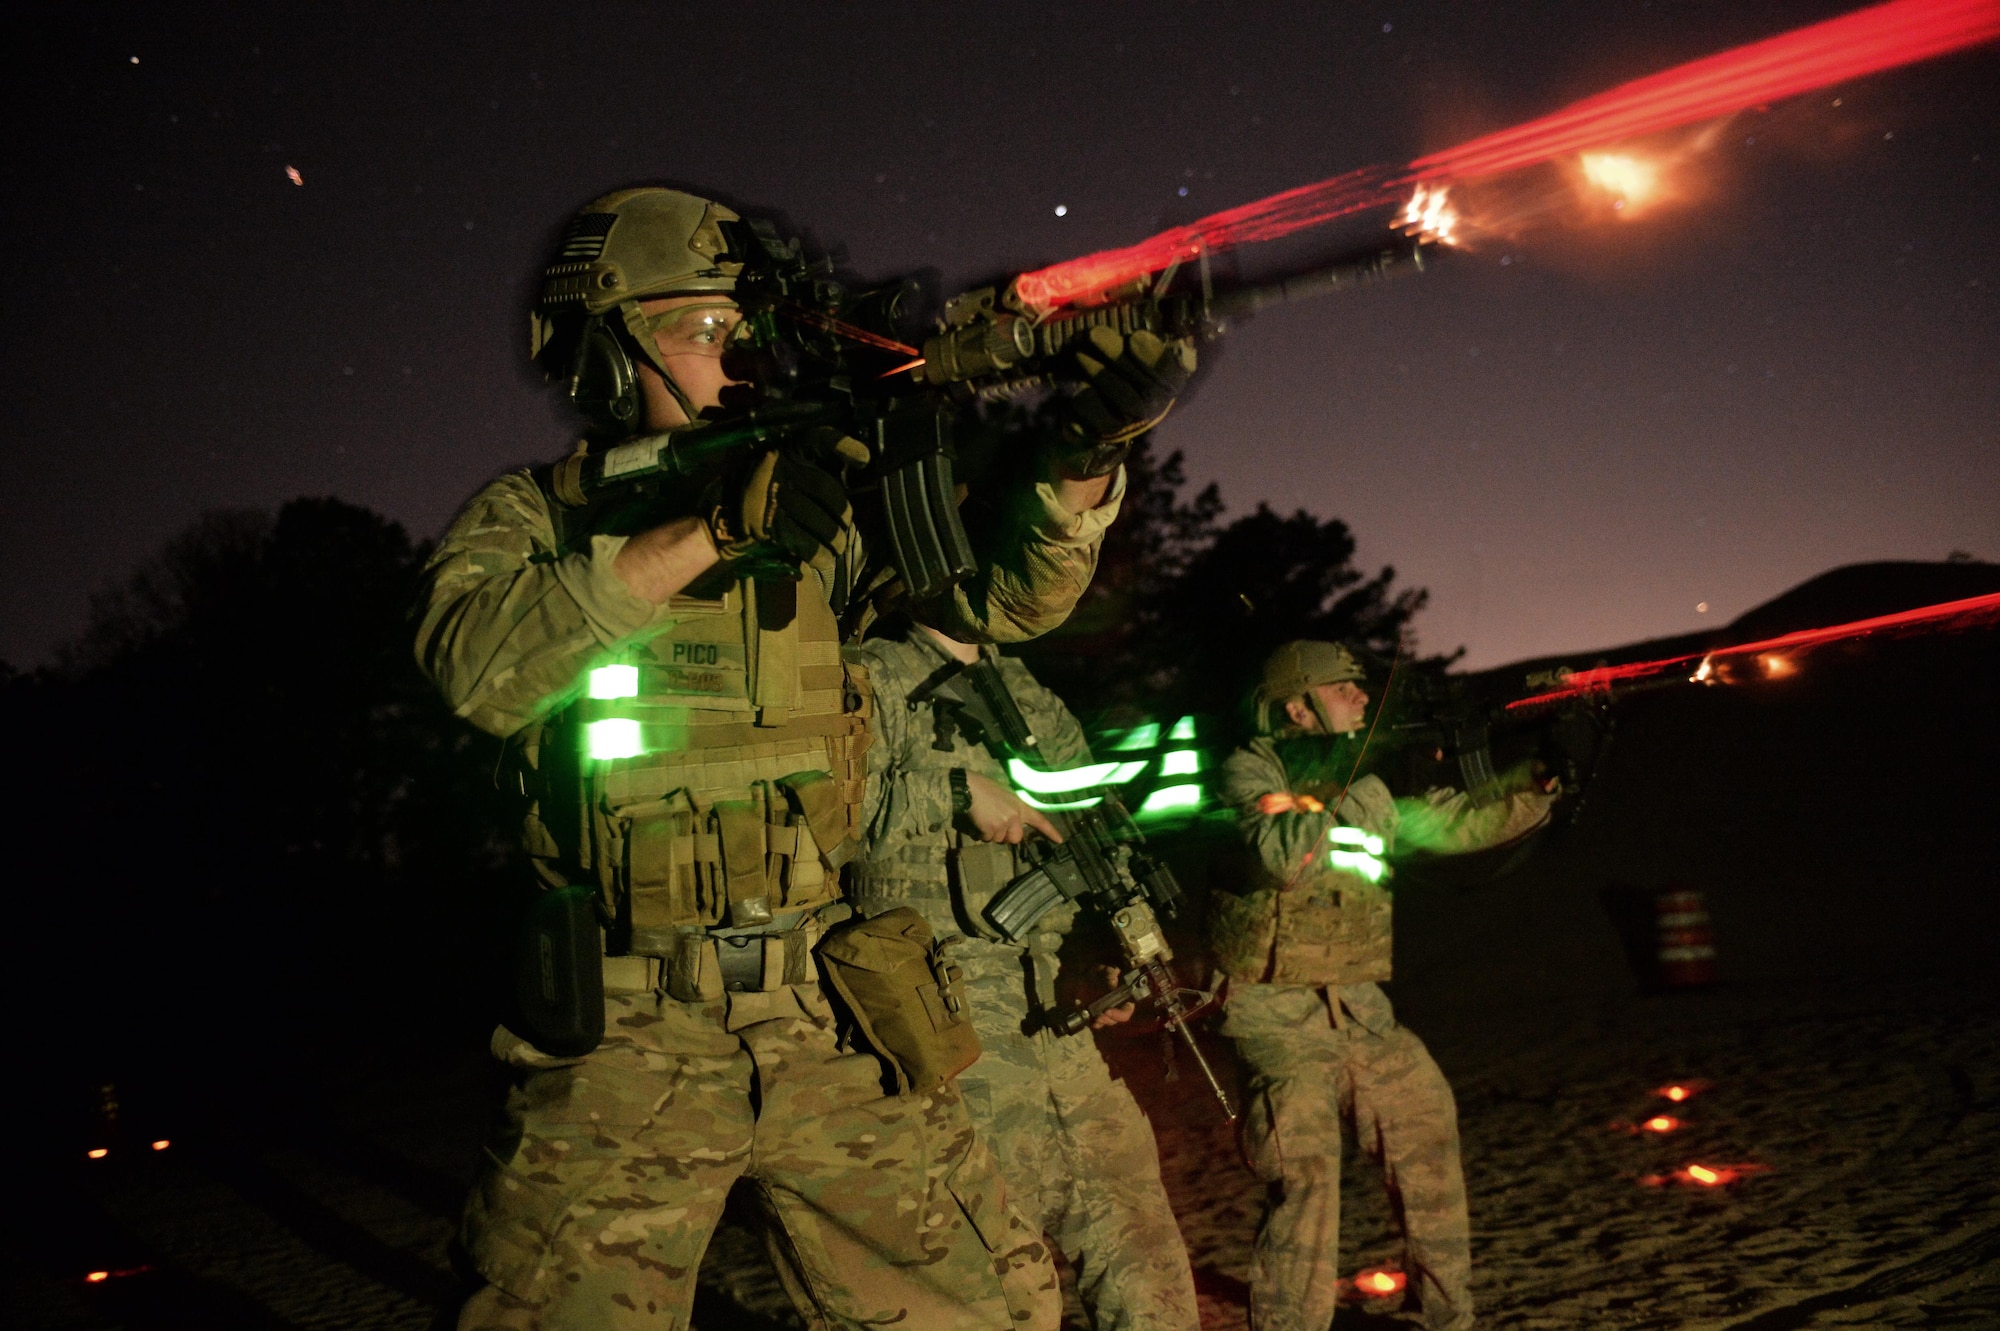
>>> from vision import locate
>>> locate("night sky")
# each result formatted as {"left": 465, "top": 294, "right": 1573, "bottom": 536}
{"left": 6, "top": 1, "right": 1995, "bottom": 671}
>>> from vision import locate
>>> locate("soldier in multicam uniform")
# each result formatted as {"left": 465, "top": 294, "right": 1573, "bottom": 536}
{"left": 1212, "top": 641, "right": 1559, "bottom": 1331}
{"left": 415, "top": 187, "right": 1192, "bottom": 1331}
{"left": 844, "top": 620, "right": 1204, "bottom": 1331}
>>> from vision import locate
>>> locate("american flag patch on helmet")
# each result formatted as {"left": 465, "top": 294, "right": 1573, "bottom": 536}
{"left": 556, "top": 212, "right": 617, "bottom": 262}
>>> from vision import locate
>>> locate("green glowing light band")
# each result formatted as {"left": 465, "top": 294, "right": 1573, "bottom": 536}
{"left": 1168, "top": 715, "right": 1197, "bottom": 741}
{"left": 588, "top": 664, "right": 640, "bottom": 699}
{"left": 1328, "top": 826, "right": 1386, "bottom": 855}
{"left": 586, "top": 718, "right": 644, "bottom": 760}
{"left": 1111, "top": 722, "right": 1160, "bottom": 752}
{"left": 1160, "top": 749, "right": 1202, "bottom": 776}
{"left": 1325, "top": 826, "right": 1387, "bottom": 881}
{"left": 1018, "top": 791, "right": 1104, "bottom": 811}
{"left": 1136, "top": 783, "right": 1205, "bottom": 818}
{"left": 1007, "top": 757, "right": 1147, "bottom": 794}
{"left": 1328, "top": 848, "right": 1388, "bottom": 882}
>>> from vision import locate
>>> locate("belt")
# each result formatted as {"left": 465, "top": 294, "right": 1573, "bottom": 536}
{"left": 607, "top": 905, "right": 851, "bottom": 998}
{"left": 713, "top": 933, "right": 770, "bottom": 991}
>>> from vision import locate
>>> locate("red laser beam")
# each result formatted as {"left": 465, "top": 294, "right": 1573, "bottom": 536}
{"left": 1413, "top": 0, "right": 2000, "bottom": 180}
{"left": 1012, "top": 0, "right": 2000, "bottom": 311}
{"left": 1508, "top": 590, "right": 2000, "bottom": 711}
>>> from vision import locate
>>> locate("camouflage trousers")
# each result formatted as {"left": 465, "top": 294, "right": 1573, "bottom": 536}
{"left": 456, "top": 981, "right": 1060, "bottom": 1331}
{"left": 952, "top": 942, "right": 1202, "bottom": 1331}
{"left": 1222, "top": 983, "right": 1472, "bottom": 1331}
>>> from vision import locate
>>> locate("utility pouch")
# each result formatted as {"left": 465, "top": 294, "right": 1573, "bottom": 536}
{"left": 950, "top": 841, "right": 1017, "bottom": 941}
{"left": 777, "top": 769, "right": 855, "bottom": 874}
{"left": 510, "top": 886, "right": 605, "bottom": 1058}
{"left": 816, "top": 907, "right": 981, "bottom": 1096}
{"left": 714, "top": 798, "right": 774, "bottom": 926}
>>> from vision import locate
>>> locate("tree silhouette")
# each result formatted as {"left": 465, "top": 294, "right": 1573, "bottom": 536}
{"left": 11, "top": 498, "right": 516, "bottom": 1090}
{"left": 1016, "top": 440, "right": 1428, "bottom": 725}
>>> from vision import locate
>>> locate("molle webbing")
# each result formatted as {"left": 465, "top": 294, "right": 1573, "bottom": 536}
{"left": 619, "top": 779, "right": 841, "bottom": 944}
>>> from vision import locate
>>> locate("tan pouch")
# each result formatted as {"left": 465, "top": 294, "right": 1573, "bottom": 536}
{"left": 663, "top": 932, "right": 725, "bottom": 1002}
{"left": 714, "top": 797, "right": 774, "bottom": 926}
{"left": 816, "top": 908, "right": 981, "bottom": 1096}
{"left": 949, "top": 841, "right": 1017, "bottom": 941}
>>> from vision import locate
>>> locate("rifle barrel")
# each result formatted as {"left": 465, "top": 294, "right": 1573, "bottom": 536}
{"left": 1206, "top": 236, "right": 1428, "bottom": 324}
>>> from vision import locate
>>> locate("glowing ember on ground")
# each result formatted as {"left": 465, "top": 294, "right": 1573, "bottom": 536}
{"left": 1353, "top": 1268, "right": 1407, "bottom": 1297}
{"left": 285, "top": 165, "right": 303, "bottom": 186}
{"left": 151, "top": 1139, "right": 171, "bottom": 1151}
{"left": 1642, "top": 1115, "right": 1682, "bottom": 1133}
{"left": 86, "top": 1271, "right": 110, "bottom": 1283}
{"left": 1639, "top": 1161, "right": 1770, "bottom": 1187}
{"left": 1761, "top": 654, "right": 1797, "bottom": 678}
{"left": 1655, "top": 1081, "right": 1711, "bottom": 1102}
{"left": 87, "top": 1148, "right": 109, "bottom": 1159}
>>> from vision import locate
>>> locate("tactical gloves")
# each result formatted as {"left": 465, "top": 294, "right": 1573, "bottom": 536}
{"left": 1053, "top": 326, "right": 1198, "bottom": 477}
{"left": 708, "top": 446, "right": 850, "bottom": 574}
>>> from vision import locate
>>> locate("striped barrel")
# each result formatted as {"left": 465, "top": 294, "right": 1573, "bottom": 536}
{"left": 1653, "top": 888, "right": 1718, "bottom": 988}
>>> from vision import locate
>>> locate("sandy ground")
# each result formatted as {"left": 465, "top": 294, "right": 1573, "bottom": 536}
{"left": 12, "top": 969, "right": 1996, "bottom": 1330}
{"left": 13, "top": 606, "right": 1999, "bottom": 1328}
{"left": 1140, "top": 976, "right": 2000, "bottom": 1330}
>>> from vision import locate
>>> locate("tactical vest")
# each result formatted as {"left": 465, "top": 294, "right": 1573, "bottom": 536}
{"left": 1212, "top": 757, "right": 1398, "bottom": 988}
{"left": 521, "top": 572, "right": 871, "bottom": 960}
{"left": 844, "top": 640, "right": 1074, "bottom": 951}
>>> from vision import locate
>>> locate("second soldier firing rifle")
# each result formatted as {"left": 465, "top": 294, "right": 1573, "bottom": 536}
{"left": 540, "top": 214, "right": 1432, "bottom": 605}
{"left": 911, "top": 654, "right": 1237, "bottom": 1120}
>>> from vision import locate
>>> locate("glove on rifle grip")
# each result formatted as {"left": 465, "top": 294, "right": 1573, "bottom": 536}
{"left": 1056, "top": 327, "right": 1197, "bottom": 476}
{"left": 712, "top": 447, "right": 849, "bottom": 570}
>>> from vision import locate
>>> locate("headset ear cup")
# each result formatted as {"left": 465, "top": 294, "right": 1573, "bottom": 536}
{"left": 567, "top": 316, "right": 641, "bottom": 437}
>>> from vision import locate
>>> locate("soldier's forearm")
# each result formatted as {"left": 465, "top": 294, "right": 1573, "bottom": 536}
{"left": 611, "top": 515, "right": 720, "bottom": 604}
{"left": 1046, "top": 469, "right": 1114, "bottom": 513}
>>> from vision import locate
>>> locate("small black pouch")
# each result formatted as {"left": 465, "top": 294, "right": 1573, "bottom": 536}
{"left": 511, "top": 886, "right": 605, "bottom": 1058}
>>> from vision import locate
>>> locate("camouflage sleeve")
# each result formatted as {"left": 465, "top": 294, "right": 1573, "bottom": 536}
{"left": 915, "top": 468, "right": 1126, "bottom": 645}
{"left": 1220, "top": 745, "right": 1405, "bottom": 888}
{"left": 1393, "top": 785, "right": 1556, "bottom": 855}
{"left": 854, "top": 638, "right": 955, "bottom": 857}
{"left": 1000, "top": 658, "right": 1096, "bottom": 770}
{"left": 414, "top": 470, "right": 675, "bottom": 738}
{"left": 1220, "top": 742, "right": 1331, "bottom": 890}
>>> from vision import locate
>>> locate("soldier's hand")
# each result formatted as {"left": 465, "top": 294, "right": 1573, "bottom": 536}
{"left": 961, "top": 771, "right": 1063, "bottom": 845}
{"left": 1051, "top": 326, "right": 1197, "bottom": 478}
{"left": 1089, "top": 967, "right": 1138, "bottom": 1030}
{"left": 709, "top": 447, "right": 849, "bottom": 572}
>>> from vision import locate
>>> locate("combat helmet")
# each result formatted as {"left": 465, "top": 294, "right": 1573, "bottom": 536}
{"left": 531, "top": 187, "right": 746, "bottom": 437}
{"left": 1253, "top": 639, "right": 1366, "bottom": 734}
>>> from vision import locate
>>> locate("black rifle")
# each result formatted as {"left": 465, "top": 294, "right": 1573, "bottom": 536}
{"left": 542, "top": 219, "right": 1433, "bottom": 605}
{"left": 914, "top": 655, "right": 1236, "bottom": 1120}
{"left": 1380, "top": 666, "right": 1622, "bottom": 823}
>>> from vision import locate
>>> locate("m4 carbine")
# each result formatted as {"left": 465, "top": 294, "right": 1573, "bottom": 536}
{"left": 542, "top": 218, "right": 1431, "bottom": 608}
{"left": 915, "top": 655, "right": 1236, "bottom": 1120}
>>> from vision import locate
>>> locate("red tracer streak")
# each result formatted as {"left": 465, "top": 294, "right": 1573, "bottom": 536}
{"left": 1412, "top": 0, "right": 2000, "bottom": 180}
{"left": 1014, "top": 0, "right": 2000, "bottom": 311}
{"left": 1506, "top": 590, "right": 2000, "bottom": 710}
